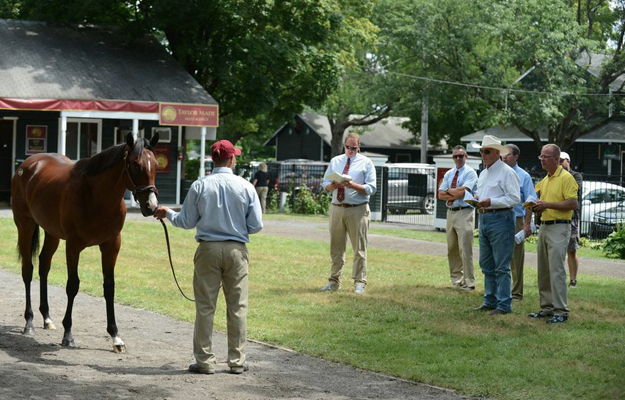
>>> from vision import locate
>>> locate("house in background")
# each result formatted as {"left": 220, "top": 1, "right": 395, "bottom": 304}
{"left": 0, "top": 19, "right": 219, "bottom": 205}
{"left": 461, "top": 121, "right": 625, "bottom": 180}
{"left": 264, "top": 112, "right": 447, "bottom": 163}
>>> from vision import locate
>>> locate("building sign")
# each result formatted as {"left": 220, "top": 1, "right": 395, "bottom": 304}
{"left": 153, "top": 145, "right": 171, "bottom": 173}
{"left": 26, "top": 125, "right": 47, "bottom": 154}
{"left": 603, "top": 144, "right": 620, "bottom": 161}
{"left": 159, "top": 103, "right": 219, "bottom": 127}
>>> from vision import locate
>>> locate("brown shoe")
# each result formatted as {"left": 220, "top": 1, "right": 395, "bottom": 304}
{"left": 188, "top": 363, "right": 215, "bottom": 375}
{"left": 488, "top": 309, "right": 511, "bottom": 316}
{"left": 473, "top": 305, "right": 495, "bottom": 312}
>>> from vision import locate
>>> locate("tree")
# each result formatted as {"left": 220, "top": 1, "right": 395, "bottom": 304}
{"left": 375, "top": 0, "right": 625, "bottom": 151}
{"left": 2, "top": 0, "right": 375, "bottom": 156}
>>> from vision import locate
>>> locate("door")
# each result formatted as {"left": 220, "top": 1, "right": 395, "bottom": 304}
{"left": 0, "top": 120, "right": 14, "bottom": 203}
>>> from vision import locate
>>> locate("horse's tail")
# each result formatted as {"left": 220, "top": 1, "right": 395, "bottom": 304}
{"left": 16, "top": 224, "right": 40, "bottom": 262}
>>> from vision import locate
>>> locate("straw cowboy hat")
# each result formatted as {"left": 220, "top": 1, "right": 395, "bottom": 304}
{"left": 476, "top": 135, "right": 509, "bottom": 156}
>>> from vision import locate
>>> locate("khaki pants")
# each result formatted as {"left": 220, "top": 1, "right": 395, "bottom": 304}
{"left": 446, "top": 208, "right": 475, "bottom": 287}
{"left": 328, "top": 203, "right": 370, "bottom": 286}
{"left": 255, "top": 186, "right": 268, "bottom": 213}
{"left": 193, "top": 241, "right": 249, "bottom": 370}
{"left": 511, "top": 217, "right": 525, "bottom": 299}
{"left": 536, "top": 223, "right": 570, "bottom": 316}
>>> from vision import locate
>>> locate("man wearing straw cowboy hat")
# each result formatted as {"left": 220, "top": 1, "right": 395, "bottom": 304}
{"left": 473, "top": 135, "right": 520, "bottom": 316}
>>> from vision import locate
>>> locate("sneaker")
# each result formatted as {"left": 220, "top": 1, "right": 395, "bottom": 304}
{"left": 446, "top": 283, "right": 462, "bottom": 289}
{"left": 569, "top": 280, "right": 577, "bottom": 288}
{"left": 354, "top": 283, "right": 365, "bottom": 294}
{"left": 320, "top": 283, "right": 340, "bottom": 292}
{"left": 528, "top": 310, "right": 552, "bottom": 319}
{"left": 459, "top": 286, "right": 475, "bottom": 292}
{"left": 546, "top": 315, "right": 568, "bottom": 324}
{"left": 188, "top": 363, "right": 215, "bottom": 375}
{"left": 229, "top": 362, "right": 249, "bottom": 374}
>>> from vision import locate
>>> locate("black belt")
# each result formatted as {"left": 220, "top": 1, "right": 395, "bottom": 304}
{"left": 333, "top": 202, "right": 367, "bottom": 208}
{"left": 542, "top": 220, "right": 571, "bottom": 225}
{"left": 478, "top": 207, "right": 512, "bottom": 214}
{"left": 449, "top": 206, "right": 471, "bottom": 211}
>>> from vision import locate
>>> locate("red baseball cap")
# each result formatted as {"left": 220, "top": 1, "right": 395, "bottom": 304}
{"left": 211, "top": 140, "right": 241, "bottom": 161}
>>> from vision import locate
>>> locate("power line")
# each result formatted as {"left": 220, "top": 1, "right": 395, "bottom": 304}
{"left": 383, "top": 69, "right": 625, "bottom": 97}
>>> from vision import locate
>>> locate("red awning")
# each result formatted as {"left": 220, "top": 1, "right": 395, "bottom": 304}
{"left": 0, "top": 97, "right": 159, "bottom": 113}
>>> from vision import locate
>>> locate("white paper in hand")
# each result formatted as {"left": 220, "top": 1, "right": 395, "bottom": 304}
{"left": 462, "top": 191, "right": 478, "bottom": 206}
{"left": 327, "top": 172, "right": 352, "bottom": 183}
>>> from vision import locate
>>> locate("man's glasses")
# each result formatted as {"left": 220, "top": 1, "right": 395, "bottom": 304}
{"left": 538, "top": 155, "right": 556, "bottom": 160}
{"left": 452, "top": 154, "right": 465, "bottom": 159}
{"left": 480, "top": 149, "right": 491, "bottom": 155}
{"left": 344, "top": 145, "right": 359, "bottom": 151}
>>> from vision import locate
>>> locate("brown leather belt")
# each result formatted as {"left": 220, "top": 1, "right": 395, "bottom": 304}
{"left": 477, "top": 207, "right": 512, "bottom": 214}
{"left": 333, "top": 203, "right": 367, "bottom": 208}
{"left": 449, "top": 206, "right": 471, "bottom": 211}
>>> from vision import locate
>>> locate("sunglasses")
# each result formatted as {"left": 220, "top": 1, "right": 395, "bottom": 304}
{"left": 480, "top": 149, "right": 492, "bottom": 155}
{"left": 344, "top": 145, "right": 359, "bottom": 151}
{"left": 452, "top": 154, "right": 465, "bottom": 159}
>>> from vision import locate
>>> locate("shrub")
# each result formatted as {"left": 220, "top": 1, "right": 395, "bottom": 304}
{"left": 292, "top": 187, "right": 330, "bottom": 215}
{"left": 601, "top": 224, "right": 625, "bottom": 259}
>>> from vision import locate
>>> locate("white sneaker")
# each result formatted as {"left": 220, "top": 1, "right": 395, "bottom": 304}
{"left": 320, "top": 283, "right": 340, "bottom": 292}
{"left": 354, "top": 283, "right": 365, "bottom": 294}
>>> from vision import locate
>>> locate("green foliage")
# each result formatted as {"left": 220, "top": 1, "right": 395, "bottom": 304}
{"left": 267, "top": 189, "right": 279, "bottom": 213}
{"left": 601, "top": 224, "right": 625, "bottom": 259}
{"left": 291, "top": 187, "right": 330, "bottom": 215}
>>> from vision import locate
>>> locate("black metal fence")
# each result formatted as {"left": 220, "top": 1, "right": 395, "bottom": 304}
{"left": 577, "top": 174, "right": 625, "bottom": 240}
{"left": 381, "top": 164, "right": 436, "bottom": 226}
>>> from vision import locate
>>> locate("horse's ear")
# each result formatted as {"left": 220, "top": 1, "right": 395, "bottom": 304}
{"left": 150, "top": 131, "right": 160, "bottom": 148}
{"left": 126, "top": 133, "right": 134, "bottom": 147}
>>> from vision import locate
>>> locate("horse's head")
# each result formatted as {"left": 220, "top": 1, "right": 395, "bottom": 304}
{"left": 123, "top": 132, "right": 160, "bottom": 216}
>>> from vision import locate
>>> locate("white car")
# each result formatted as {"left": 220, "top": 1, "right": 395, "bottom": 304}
{"left": 579, "top": 181, "right": 625, "bottom": 235}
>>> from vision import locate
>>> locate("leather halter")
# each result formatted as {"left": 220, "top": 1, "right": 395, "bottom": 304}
{"left": 123, "top": 148, "right": 159, "bottom": 201}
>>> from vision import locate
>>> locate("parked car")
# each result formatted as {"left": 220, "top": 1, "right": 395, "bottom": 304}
{"left": 589, "top": 201, "right": 625, "bottom": 239}
{"left": 579, "top": 181, "right": 625, "bottom": 236}
{"left": 386, "top": 165, "right": 436, "bottom": 215}
{"left": 274, "top": 160, "right": 329, "bottom": 194}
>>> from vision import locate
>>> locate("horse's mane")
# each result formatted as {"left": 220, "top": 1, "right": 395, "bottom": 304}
{"left": 72, "top": 138, "right": 152, "bottom": 176}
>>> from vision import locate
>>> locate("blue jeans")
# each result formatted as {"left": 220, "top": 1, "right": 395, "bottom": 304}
{"left": 478, "top": 211, "right": 515, "bottom": 312}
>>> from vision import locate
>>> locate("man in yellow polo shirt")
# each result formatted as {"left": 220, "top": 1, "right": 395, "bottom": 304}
{"left": 530, "top": 144, "right": 578, "bottom": 324}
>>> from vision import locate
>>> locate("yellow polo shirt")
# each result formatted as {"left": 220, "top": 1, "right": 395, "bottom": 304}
{"left": 535, "top": 166, "right": 578, "bottom": 221}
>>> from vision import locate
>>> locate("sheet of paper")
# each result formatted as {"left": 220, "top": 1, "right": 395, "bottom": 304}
{"left": 326, "top": 172, "right": 352, "bottom": 183}
{"left": 463, "top": 190, "right": 478, "bottom": 206}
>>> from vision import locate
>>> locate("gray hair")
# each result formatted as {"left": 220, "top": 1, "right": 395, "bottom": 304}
{"left": 452, "top": 145, "right": 466, "bottom": 153}
{"left": 505, "top": 144, "right": 520, "bottom": 156}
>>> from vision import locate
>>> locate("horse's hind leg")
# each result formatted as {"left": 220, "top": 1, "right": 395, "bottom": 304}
{"left": 100, "top": 236, "right": 125, "bottom": 353}
{"left": 16, "top": 222, "right": 38, "bottom": 335}
{"left": 39, "top": 232, "right": 60, "bottom": 330}
{"left": 61, "top": 242, "right": 83, "bottom": 348}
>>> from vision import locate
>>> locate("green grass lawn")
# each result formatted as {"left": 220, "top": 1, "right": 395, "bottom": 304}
{"left": 0, "top": 216, "right": 623, "bottom": 400}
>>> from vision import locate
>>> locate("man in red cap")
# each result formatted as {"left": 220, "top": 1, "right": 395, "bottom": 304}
{"left": 155, "top": 139, "right": 263, "bottom": 374}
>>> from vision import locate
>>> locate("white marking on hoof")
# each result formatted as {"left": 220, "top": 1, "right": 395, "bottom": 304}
{"left": 113, "top": 336, "right": 125, "bottom": 353}
{"left": 43, "top": 318, "right": 56, "bottom": 330}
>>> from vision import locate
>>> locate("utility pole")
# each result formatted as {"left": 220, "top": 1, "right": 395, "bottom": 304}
{"left": 420, "top": 95, "right": 428, "bottom": 164}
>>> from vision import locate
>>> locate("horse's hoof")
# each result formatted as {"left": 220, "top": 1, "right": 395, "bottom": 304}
{"left": 113, "top": 344, "right": 126, "bottom": 353}
{"left": 23, "top": 326, "right": 35, "bottom": 335}
{"left": 43, "top": 320, "right": 56, "bottom": 330}
{"left": 61, "top": 338, "right": 76, "bottom": 348}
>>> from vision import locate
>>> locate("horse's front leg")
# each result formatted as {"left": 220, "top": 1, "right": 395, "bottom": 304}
{"left": 39, "top": 232, "right": 60, "bottom": 330}
{"left": 100, "top": 236, "right": 125, "bottom": 353}
{"left": 61, "top": 242, "right": 83, "bottom": 348}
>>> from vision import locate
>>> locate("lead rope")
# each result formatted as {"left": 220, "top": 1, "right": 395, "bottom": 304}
{"left": 160, "top": 219, "right": 195, "bottom": 302}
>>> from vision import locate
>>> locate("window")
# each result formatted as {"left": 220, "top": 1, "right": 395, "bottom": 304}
{"left": 114, "top": 128, "right": 144, "bottom": 145}
{"left": 64, "top": 119, "right": 101, "bottom": 161}
{"left": 152, "top": 127, "right": 171, "bottom": 143}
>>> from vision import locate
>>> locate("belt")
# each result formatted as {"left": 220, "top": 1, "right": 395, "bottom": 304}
{"left": 542, "top": 220, "right": 571, "bottom": 225}
{"left": 449, "top": 206, "right": 471, "bottom": 211}
{"left": 477, "top": 207, "right": 512, "bottom": 214}
{"left": 333, "top": 202, "right": 367, "bottom": 208}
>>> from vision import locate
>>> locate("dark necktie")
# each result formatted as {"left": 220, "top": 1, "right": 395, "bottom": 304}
{"left": 447, "top": 170, "right": 459, "bottom": 206}
{"left": 337, "top": 157, "right": 351, "bottom": 202}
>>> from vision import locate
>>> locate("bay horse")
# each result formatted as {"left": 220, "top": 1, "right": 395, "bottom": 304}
{"left": 11, "top": 132, "right": 159, "bottom": 353}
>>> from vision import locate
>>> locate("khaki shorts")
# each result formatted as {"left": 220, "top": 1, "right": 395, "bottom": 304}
{"left": 567, "top": 218, "right": 579, "bottom": 252}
